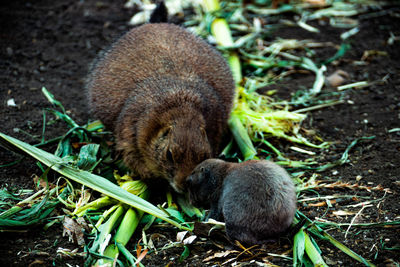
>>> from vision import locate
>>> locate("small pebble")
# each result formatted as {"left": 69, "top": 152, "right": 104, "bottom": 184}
{"left": 356, "top": 175, "right": 362, "bottom": 181}
{"left": 7, "top": 98, "right": 16, "bottom": 107}
{"left": 6, "top": 47, "right": 13, "bottom": 56}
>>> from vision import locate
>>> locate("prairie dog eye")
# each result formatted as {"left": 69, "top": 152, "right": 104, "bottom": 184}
{"left": 161, "top": 127, "right": 171, "bottom": 139}
{"left": 166, "top": 149, "right": 173, "bottom": 163}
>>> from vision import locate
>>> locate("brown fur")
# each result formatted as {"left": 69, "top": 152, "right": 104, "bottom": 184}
{"left": 186, "top": 159, "right": 297, "bottom": 245}
{"left": 86, "top": 23, "right": 235, "bottom": 192}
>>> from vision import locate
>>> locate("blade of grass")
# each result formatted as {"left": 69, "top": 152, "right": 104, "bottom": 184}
{"left": 42, "top": 86, "right": 66, "bottom": 114}
{"left": 316, "top": 136, "right": 375, "bottom": 172}
{"left": 304, "top": 231, "right": 328, "bottom": 267}
{"left": 296, "top": 211, "right": 377, "bottom": 267}
{"left": 116, "top": 242, "right": 145, "bottom": 267}
{"left": 318, "top": 230, "right": 376, "bottom": 267}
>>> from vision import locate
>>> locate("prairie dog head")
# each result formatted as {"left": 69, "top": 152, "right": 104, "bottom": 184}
{"left": 186, "top": 158, "right": 227, "bottom": 206}
{"left": 149, "top": 117, "right": 212, "bottom": 193}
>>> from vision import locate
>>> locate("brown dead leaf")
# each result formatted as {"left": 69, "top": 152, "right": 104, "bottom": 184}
{"left": 203, "top": 250, "right": 239, "bottom": 262}
{"left": 62, "top": 216, "right": 89, "bottom": 246}
{"left": 32, "top": 174, "right": 55, "bottom": 190}
{"left": 308, "top": 199, "right": 337, "bottom": 207}
{"left": 393, "top": 181, "right": 400, "bottom": 186}
{"left": 28, "top": 259, "right": 46, "bottom": 267}
{"left": 312, "top": 181, "right": 392, "bottom": 193}
{"left": 361, "top": 50, "right": 388, "bottom": 61}
{"left": 135, "top": 249, "right": 148, "bottom": 266}
{"left": 71, "top": 142, "right": 90, "bottom": 149}
{"left": 302, "top": 0, "right": 327, "bottom": 7}
{"left": 135, "top": 240, "right": 148, "bottom": 267}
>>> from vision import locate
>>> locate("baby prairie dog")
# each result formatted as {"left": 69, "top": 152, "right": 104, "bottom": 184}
{"left": 186, "top": 159, "right": 297, "bottom": 245}
{"left": 86, "top": 24, "right": 235, "bottom": 192}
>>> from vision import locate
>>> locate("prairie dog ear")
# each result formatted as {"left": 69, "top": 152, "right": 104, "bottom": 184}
{"left": 200, "top": 166, "right": 211, "bottom": 180}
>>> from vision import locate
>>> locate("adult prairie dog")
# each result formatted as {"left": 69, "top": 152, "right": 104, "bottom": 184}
{"left": 86, "top": 23, "right": 235, "bottom": 192}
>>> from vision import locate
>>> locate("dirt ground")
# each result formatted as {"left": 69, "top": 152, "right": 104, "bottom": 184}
{"left": 0, "top": 0, "right": 399, "bottom": 266}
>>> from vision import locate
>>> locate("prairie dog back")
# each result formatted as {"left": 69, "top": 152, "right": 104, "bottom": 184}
{"left": 87, "top": 23, "right": 233, "bottom": 130}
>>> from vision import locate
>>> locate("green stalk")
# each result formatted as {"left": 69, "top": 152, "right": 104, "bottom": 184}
{"left": 208, "top": 16, "right": 242, "bottom": 84}
{"left": 0, "top": 132, "right": 190, "bottom": 231}
{"left": 100, "top": 190, "right": 150, "bottom": 265}
{"left": 202, "top": 0, "right": 260, "bottom": 161}
{"left": 202, "top": 0, "right": 242, "bottom": 84}
{"left": 202, "top": 0, "right": 220, "bottom": 12}
{"left": 209, "top": 18, "right": 242, "bottom": 82}
{"left": 228, "top": 53, "right": 242, "bottom": 85}
{"left": 114, "top": 208, "right": 141, "bottom": 245}
{"left": 42, "top": 86, "right": 66, "bottom": 114}
{"left": 93, "top": 205, "right": 125, "bottom": 254}
{"left": 211, "top": 18, "right": 233, "bottom": 46}
{"left": 73, "top": 196, "right": 118, "bottom": 217}
{"left": 100, "top": 208, "right": 141, "bottom": 265}
{"left": 93, "top": 205, "right": 120, "bottom": 233}
{"left": 228, "top": 115, "right": 258, "bottom": 160}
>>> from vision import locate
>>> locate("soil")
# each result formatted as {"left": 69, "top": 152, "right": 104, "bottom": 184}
{"left": 0, "top": 0, "right": 399, "bottom": 266}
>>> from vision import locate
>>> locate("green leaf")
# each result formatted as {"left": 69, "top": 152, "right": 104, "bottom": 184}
{"left": 321, "top": 42, "right": 351, "bottom": 65}
{"left": 77, "top": 144, "right": 100, "bottom": 170}
{"left": 176, "top": 195, "right": 203, "bottom": 219}
{"left": 164, "top": 208, "right": 186, "bottom": 224}
{"left": 293, "top": 229, "right": 306, "bottom": 267}
{"left": 179, "top": 245, "right": 191, "bottom": 262}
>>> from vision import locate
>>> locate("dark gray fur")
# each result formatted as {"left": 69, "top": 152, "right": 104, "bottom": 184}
{"left": 186, "top": 159, "right": 297, "bottom": 245}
